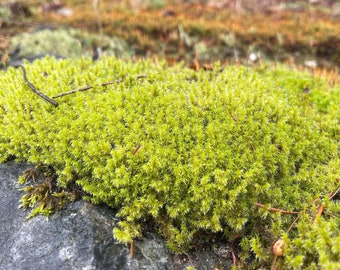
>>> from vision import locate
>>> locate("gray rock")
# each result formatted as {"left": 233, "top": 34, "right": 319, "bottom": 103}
{"left": 0, "top": 161, "right": 232, "bottom": 269}
{"left": 0, "top": 162, "right": 175, "bottom": 270}
{"left": 0, "top": 162, "right": 28, "bottom": 251}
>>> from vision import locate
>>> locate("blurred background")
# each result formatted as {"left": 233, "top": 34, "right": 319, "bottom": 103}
{"left": 1, "top": 0, "right": 339, "bottom": 81}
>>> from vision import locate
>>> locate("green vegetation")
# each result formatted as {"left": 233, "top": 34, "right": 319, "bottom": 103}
{"left": 10, "top": 29, "right": 82, "bottom": 59}
{"left": 9, "top": 28, "right": 131, "bottom": 60}
{"left": 0, "top": 56, "right": 339, "bottom": 268}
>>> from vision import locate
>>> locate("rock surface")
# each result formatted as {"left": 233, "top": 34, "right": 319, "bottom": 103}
{"left": 0, "top": 161, "right": 232, "bottom": 270}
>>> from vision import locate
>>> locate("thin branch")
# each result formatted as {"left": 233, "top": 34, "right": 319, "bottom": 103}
{"left": 53, "top": 79, "right": 123, "bottom": 98}
{"left": 15, "top": 65, "right": 58, "bottom": 107}
{"left": 286, "top": 215, "right": 301, "bottom": 233}
{"left": 256, "top": 203, "right": 301, "bottom": 215}
{"left": 313, "top": 204, "right": 325, "bottom": 225}
{"left": 53, "top": 75, "right": 147, "bottom": 99}
{"left": 312, "top": 187, "right": 339, "bottom": 225}
{"left": 132, "top": 144, "right": 142, "bottom": 155}
{"left": 329, "top": 186, "right": 340, "bottom": 200}
{"left": 229, "top": 111, "right": 238, "bottom": 122}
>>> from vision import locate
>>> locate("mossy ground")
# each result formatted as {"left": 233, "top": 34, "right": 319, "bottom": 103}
{"left": 0, "top": 56, "right": 339, "bottom": 268}
{"left": 1, "top": 0, "right": 340, "bottom": 78}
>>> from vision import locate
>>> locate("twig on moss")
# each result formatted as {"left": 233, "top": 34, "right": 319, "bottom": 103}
{"left": 258, "top": 185, "right": 339, "bottom": 233}
{"left": 229, "top": 111, "right": 238, "bottom": 122}
{"left": 255, "top": 203, "right": 301, "bottom": 215}
{"left": 312, "top": 187, "right": 339, "bottom": 225}
{"left": 256, "top": 185, "right": 339, "bottom": 218}
{"left": 329, "top": 186, "right": 340, "bottom": 200}
{"left": 15, "top": 65, "right": 59, "bottom": 107}
{"left": 53, "top": 75, "right": 147, "bottom": 99}
{"left": 286, "top": 215, "right": 301, "bottom": 233}
{"left": 132, "top": 144, "right": 142, "bottom": 155}
{"left": 53, "top": 79, "right": 124, "bottom": 98}
{"left": 286, "top": 187, "right": 340, "bottom": 232}
{"left": 312, "top": 204, "right": 325, "bottom": 225}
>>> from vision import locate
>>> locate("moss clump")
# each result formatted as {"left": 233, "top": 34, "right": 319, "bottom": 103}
{"left": 10, "top": 29, "right": 83, "bottom": 59}
{"left": 0, "top": 57, "right": 339, "bottom": 268}
{"left": 8, "top": 28, "right": 131, "bottom": 60}
{"left": 18, "top": 164, "right": 79, "bottom": 219}
{"left": 282, "top": 212, "right": 340, "bottom": 269}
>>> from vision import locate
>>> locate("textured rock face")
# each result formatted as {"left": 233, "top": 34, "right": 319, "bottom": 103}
{"left": 0, "top": 161, "right": 232, "bottom": 270}
{"left": 0, "top": 162, "right": 175, "bottom": 270}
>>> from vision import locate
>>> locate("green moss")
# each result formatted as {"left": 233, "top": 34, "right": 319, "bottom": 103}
{"left": 18, "top": 164, "right": 78, "bottom": 219}
{"left": 0, "top": 56, "right": 339, "bottom": 268}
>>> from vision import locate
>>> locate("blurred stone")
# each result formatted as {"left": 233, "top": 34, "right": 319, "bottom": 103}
{"left": 304, "top": 59, "right": 318, "bottom": 68}
{"left": 249, "top": 52, "right": 258, "bottom": 62}
{"left": 56, "top": 8, "right": 73, "bottom": 17}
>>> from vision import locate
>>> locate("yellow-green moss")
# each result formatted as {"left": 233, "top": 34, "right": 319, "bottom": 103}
{"left": 0, "top": 56, "right": 339, "bottom": 268}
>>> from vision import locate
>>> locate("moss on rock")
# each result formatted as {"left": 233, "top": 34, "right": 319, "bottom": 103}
{"left": 0, "top": 56, "right": 339, "bottom": 268}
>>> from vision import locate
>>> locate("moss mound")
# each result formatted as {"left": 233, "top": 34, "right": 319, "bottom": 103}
{"left": 9, "top": 28, "right": 131, "bottom": 60}
{"left": 10, "top": 29, "right": 82, "bottom": 59}
{"left": 0, "top": 57, "right": 339, "bottom": 268}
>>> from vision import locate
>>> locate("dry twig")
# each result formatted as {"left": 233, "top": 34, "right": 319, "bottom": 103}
{"left": 255, "top": 203, "right": 301, "bottom": 215}
{"left": 15, "top": 65, "right": 59, "bottom": 107}
{"left": 53, "top": 79, "right": 124, "bottom": 98}
{"left": 53, "top": 75, "right": 147, "bottom": 99}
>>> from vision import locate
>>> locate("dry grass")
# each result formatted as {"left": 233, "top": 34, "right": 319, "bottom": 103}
{"left": 1, "top": 0, "right": 339, "bottom": 79}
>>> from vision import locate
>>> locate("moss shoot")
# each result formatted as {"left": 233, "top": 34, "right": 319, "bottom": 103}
{"left": 0, "top": 57, "right": 339, "bottom": 268}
